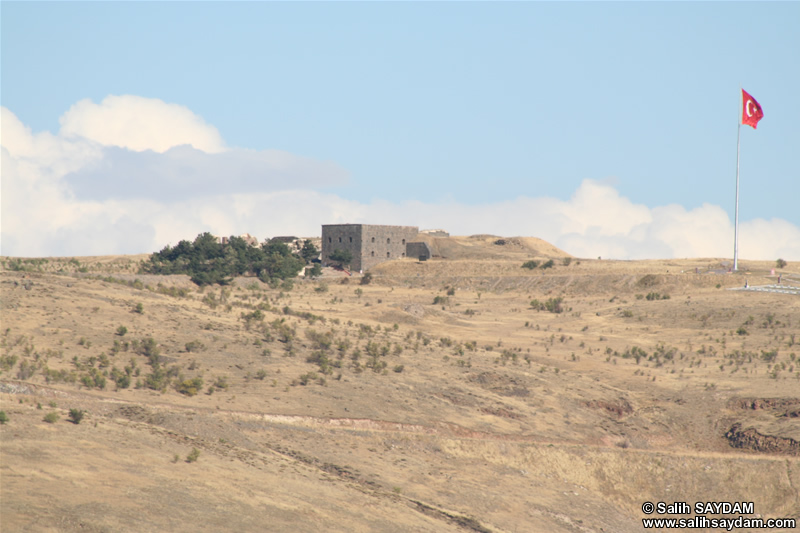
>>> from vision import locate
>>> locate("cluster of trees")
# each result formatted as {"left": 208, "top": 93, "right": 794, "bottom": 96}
{"left": 142, "top": 232, "right": 318, "bottom": 286}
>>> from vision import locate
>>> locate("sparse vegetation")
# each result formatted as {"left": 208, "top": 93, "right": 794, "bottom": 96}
{"left": 2, "top": 246, "right": 795, "bottom": 530}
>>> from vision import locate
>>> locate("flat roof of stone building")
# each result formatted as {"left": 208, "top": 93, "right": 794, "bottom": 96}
{"left": 322, "top": 224, "right": 418, "bottom": 228}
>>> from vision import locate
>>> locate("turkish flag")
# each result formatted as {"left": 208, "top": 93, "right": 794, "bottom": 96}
{"left": 741, "top": 89, "right": 764, "bottom": 129}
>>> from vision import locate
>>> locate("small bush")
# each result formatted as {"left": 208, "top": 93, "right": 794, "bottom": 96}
{"left": 68, "top": 408, "right": 85, "bottom": 424}
{"left": 776, "top": 258, "right": 787, "bottom": 269}
{"left": 186, "top": 447, "right": 200, "bottom": 463}
{"left": 133, "top": 303, "right": 144, "bottom": 314}
{"left": 541, "top": 259, "right": 555, "bottom": 269}
{"left": 736, "top": 326, "right": 749, "bottom": 336}
{"left": 116, "top": 325, "right": 128, "bottom": 336}
{"left": 544, "top": 297, "right": 564, "bottom": 313}
{"left": 307, "top": 263, "right": 323, "bottom": 278}
{"left": 0, "top": 411, "right": 8, "bottom": 424}
{"left": 522, "top": 260, "right": 539, "bottom": 270}
{"left": 393, "top": 364, "right": 405, "bottom": 373}
{"left": 562, "top": 257, "right": 572, "bottom": 266}
{"left": 360, "top": 272, "right": 373, "bottom": 285}
{"left": 43, "top": 412, "right": 59, "bottom": 424}
{"left": 184, "top": 340, "right": 206, "bottom": 353}
{"left": 176, "top": 377, "right": 204, "bottom": 396}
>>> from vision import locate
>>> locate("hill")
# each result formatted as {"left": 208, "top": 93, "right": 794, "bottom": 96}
{"left": 1, "top": 246, "right": 799, "bottom": 532}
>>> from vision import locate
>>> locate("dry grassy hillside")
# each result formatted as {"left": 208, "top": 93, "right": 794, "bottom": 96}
{"left": 2, "top": 241, "right": 799, "bottom": 532}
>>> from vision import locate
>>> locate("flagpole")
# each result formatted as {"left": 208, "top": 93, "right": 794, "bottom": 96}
{"left": 733, "top": 90, "right": 741, "bottom": 272}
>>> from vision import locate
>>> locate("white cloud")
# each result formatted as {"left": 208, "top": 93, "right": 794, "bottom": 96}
{"left": 2, "top": 96, "right": 799, "bottom": 261}
{"left": 58, "top": 95, "right": 225, "bottom": 153}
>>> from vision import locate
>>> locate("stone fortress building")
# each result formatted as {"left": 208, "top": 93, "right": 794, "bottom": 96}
{"left": 321, "top": 224, "right": 420, "bottom": 271}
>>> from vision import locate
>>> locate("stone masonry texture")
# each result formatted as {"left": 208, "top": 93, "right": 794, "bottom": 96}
{"left": 321, "top": 224, "right": 419, "bottom": 271}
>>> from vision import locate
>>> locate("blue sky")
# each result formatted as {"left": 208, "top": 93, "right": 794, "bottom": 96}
{"left": 2, "top": 2, "right": 799, "bottom": 260}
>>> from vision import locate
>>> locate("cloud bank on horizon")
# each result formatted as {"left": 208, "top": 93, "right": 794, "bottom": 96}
{"left": 2, "top": 95, "right": 799, "bottom": 261}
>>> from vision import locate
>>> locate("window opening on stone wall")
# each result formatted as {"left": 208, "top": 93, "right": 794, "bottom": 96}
{"left": 402, "top": 253, "right": 405, "bottom": 257}
{"left": 371, "top": 237, "right": 375, "bottom": 243}
{"left": 338, "top": 237, "right": 342, "bottom": 243}
{"left": 387, "top": 238, "right": 391, "bottom": 244}
{"left": 371, "top": 251, "right": 375, "bottom": 257}
{"left": 328, "top": 237, "right": 332, "bottom": 243}
{"left": 349, "top": 237, "right": 353, "bottom": 243}
{"left": 387, "top": 252, "right": 390, "bottom": 258}
{"left": 402, "top": 239, "right": 406, "bottom": 245}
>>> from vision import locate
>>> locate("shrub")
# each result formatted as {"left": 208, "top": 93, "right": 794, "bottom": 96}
{"left": 776, "top": 258, "right": 787, "bottom": 269}
{"left": 433, "top": 295, "right": 449, "bottom": 305}
{"left": 0, "top": 354, "right": 18, "bottom": 372}
{"left": 0, "top": 411, "right": 8, "bottom": 424}
{"left": 360, "top": 272, "right": 373, "bottom": 285}
{"left": 544, "top": 297, "right": 564, "bottom": 313}
{"left": 133, "top": 303, "right": 144, "bottom": 314}
{"left": 116, "top": 325, "right": 128, "bottom": 336}
{"left": 298, "top": 372, "right": 318, "bottom": 385}
{"left": 393, "top": 364, "right": 405, "bottom": 373}
{"left": 736, "top": 326, "right": 749, "bottom": 336}
{"left": 562, "top": 257, "right": 572, "bottom": 266}
{"left": 541, "top": 259, "right": 555, "bottom": 269}
{"left": 184, "top": 340, "right": 206, "bottom": 353}
{"left": 43, "top": 412, "right": 59, "bottom": 423}
{"left": 176, "top": 377, "right": 204, "bottom": 396}
{"left": 68, "top": 408, "right": 85, "bottom": 424}
{"left": 186, "top": 447, "right": 200, "bottom": 463}
{"left": 522, "top": 260, "right": 539, "bottom": 270}
{"left": 307, "top": 263, "right": 323, "bottom": 278}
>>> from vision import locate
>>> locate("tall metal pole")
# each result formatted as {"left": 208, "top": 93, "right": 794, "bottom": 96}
{"left": 733, "top": 90, "right": 741, "bottom": 271}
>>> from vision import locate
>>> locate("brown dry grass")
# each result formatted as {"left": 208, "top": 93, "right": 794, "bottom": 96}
{"left": 2, "top": 242, "right": 799, "bottom": 532}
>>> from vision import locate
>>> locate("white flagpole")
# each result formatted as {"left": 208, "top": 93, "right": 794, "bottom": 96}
{"left": 733, "top": 89, "right": 741, "bottom": 271}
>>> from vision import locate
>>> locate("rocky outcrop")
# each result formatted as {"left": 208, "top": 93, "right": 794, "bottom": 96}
{"left": 725, "top": 423, "right": 800, "bottom": 456}
{"left": 728, "top": 397, "right": 800, "bottom": 411}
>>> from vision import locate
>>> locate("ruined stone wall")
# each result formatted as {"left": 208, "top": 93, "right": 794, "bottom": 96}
{"left": 321, "top": 224, "right": 419, "bottom": 271}
{"left": 406, "top": 242, "right": 432, "bottom": 261}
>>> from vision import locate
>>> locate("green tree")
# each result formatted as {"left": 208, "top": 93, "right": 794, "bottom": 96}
{"left": 329, "top": 249, "right": 353, "bottom": 267}
{"left": 301, "top": 240, "right": 319, "bottom": 263}
{"left": 307, "top": 263, "right": 323, "bottom": 278}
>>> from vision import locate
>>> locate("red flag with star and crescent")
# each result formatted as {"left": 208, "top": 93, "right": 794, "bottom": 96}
{"left": 741, "top": 89, "right": 764, "bottom": 129}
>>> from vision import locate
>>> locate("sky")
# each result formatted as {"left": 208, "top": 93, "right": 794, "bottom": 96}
{"left": 2, "top": 1, "right": 799, "bottom": 260}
